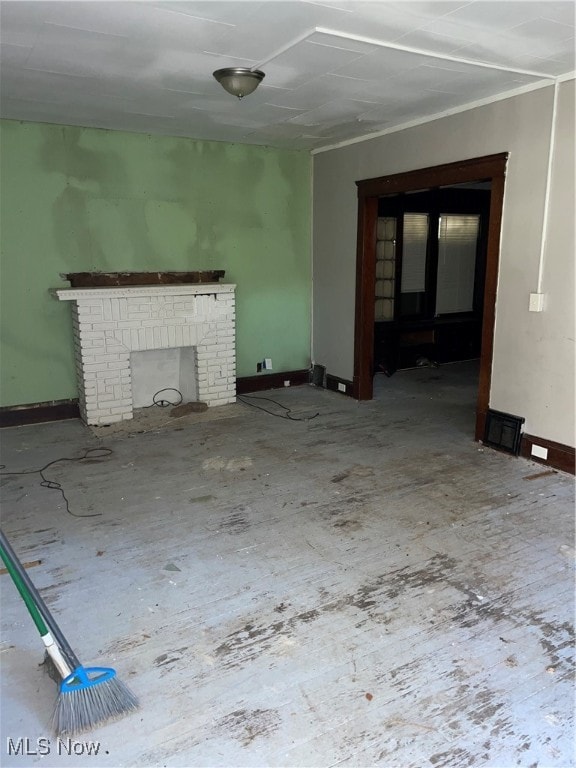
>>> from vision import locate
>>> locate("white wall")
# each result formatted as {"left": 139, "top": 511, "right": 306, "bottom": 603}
{"left": 312, "top": 81, "right": 575, "bottom": 447}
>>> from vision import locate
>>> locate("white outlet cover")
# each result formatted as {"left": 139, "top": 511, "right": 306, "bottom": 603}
{"left": 265, "top": 358, "right": 272, "bottom": 370}
{"left": 531, "top": 444, "right": 548, "bottom": 459}
{"left": 338, "top": 382, "right": 346, "bottom": 392}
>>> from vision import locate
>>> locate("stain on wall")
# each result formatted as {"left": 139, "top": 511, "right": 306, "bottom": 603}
{"left": 0, "top": 120, "right": 311, "bottom": 406}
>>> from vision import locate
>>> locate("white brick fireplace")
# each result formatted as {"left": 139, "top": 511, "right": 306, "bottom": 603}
{"left": 55, "top": 284, "right": 236, "bottom": 426}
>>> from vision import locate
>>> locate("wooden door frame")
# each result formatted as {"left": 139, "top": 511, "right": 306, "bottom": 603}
{"left": 353, "top": 153, "right": 508, "bottom": 441}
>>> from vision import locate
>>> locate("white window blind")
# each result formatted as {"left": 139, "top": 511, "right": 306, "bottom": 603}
{"left": 436, "top": 214, "right": 480, "bottom": 314}
{"left": 401, "top": 214, "right": 428, "bottom": 293}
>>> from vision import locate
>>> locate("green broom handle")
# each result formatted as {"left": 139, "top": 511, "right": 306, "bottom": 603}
{"left": 0, "top": 529, "right": 80, "bottom": 668}
{"left": 0, "top": 536, "right": 50, "bottom": 638}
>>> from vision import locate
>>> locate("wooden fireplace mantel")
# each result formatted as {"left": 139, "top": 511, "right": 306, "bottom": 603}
{"left": 61, "top": 271, "right": 225, "bottom": 288}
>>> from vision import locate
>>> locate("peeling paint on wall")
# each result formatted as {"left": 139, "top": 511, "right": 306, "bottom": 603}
{"left": 0, "top": 120, "right": 311, "bottom": 406}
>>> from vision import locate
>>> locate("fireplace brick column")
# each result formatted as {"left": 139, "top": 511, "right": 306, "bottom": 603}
{"left": 55, "top": 284, "right": 236, "bottom": 426}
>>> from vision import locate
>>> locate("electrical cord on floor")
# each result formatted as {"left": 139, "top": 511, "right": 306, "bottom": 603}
{"left": 238, "top": 393, "right": 319, "bottom": 422}
{"left": 0, "top": 448, "right": 113, "bottom": 518}
{"left": 142, "top": 388, "right": 183, "bottom": 408}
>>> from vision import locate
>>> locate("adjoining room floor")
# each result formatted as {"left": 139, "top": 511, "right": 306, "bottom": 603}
{"left": 1, "top": 362, "right": 574, "bottom": 767}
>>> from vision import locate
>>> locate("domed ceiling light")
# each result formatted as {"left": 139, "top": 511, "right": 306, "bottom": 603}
{"left": 213, "top": 67, "right": 265, "bottom": 99}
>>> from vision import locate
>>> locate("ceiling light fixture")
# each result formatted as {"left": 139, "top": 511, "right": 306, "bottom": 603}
{"left": 213, "top": 67, "right": 265, "bottom": 99}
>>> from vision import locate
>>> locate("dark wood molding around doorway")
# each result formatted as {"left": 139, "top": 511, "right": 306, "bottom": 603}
{"left": 353, "top": 153, "right": 508, "bottom": 441}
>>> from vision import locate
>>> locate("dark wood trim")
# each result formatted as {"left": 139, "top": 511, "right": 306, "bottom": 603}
{"left": 1, "top": 374, "right": 313, "bottom": 424}
{"left": 520, "top": 434, "right": 575, "bottom": 475}
{"left": 236, "top": 370, "right": 310, "bottom": 394}
{"left": 62, "top": 271, "right": 225, "bottom": 287}
{"left": 354, "top": 153, "right": 508, "bottom": 444}
{"left": 0, "top": 400, "right": 80, "bottom": 427}
{"left": 326, "top": 374, "right": 354, "bottom": 397}
{"left": 356, "top": 153, "right": 508, "bottom": 198}
{"left": 353, "top": 196, "right": 379, "bottom": 399}
{"left": 475, "top": 170, "right": 506, "bottom": 440}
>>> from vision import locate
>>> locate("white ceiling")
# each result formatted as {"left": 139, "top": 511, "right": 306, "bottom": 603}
{"left": 1, "top": 1, "right": 574, "bottom": 151}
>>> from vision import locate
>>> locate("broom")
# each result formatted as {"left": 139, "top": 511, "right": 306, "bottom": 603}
{"left": 0, "top": 529, "right": 139, "bottom": 735}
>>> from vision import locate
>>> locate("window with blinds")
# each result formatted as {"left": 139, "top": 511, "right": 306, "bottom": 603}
{"left": 401, "top": 214, "right": 428, "bottom": 293}
{"left": 436, "top": 214, "right": 480, "bottom": 314}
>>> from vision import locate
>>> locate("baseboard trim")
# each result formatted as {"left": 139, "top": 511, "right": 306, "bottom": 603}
{"left": 325, "top": 374, "right": 355, "bottom": 397}
{"left": 520, "top": 433, "right": 575, "bottom": 475}
{"left": 236, "top": 370, "right": 310, "bottom": 394}
{"left": 0, "top": 399, "right": 80, "bottom": 428}
{"left": 0, "top": 374, "right": 313, "bottom": 424}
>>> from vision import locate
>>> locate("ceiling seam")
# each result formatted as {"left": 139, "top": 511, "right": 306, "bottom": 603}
{"left": 249, "top": 24, "right": 559, "bottom": 81}
{"left": 252, "top": 28, "right": 317, "bottom": 71}
{"left": 313, "top": 27, "right": 559, "bottom": 80}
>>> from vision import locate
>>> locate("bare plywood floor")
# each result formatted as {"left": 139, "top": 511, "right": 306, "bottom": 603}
{"left": 1, "top": 362, "right": 574, "bottom": 767}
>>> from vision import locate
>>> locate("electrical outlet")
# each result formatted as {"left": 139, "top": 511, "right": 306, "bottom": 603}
{"left": 338, "top": 382, "right": 346, "bottom": 393}
{"left": 264, "top": 358, "right": 272, "bottom": 370}
{"left": 256, "top": 362, "right": 262, "bottom": 373}
{"left": 284, "top": 380, "right": 290, "bottom": 387}
{"left": 531, "top": 444, "right": 548, "bottom": 459}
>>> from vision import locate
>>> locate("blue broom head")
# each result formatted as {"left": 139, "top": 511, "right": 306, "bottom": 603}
{"left": 54, "top": 666, "right": 139, "bottom": 736}
{"left": 60, "top": 666, "right": 116, "bottom": 693}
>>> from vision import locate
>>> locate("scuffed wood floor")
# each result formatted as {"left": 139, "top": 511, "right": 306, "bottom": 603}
{"left": 1, "top": 362, "right": 574, "bottom": 767}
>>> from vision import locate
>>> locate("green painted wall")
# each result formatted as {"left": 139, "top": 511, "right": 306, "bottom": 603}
{"left": 0, "top": 120, "right": 311, "bottom": 407}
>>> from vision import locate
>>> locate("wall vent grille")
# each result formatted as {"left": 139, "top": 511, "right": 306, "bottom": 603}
{"left": 312, "top": 364, "right": 326, "bottom": 387}
{"left": 484, "top": 409, "right": 525, "bottom": 456}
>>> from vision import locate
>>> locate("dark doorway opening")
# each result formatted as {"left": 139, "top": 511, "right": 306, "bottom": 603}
{"left": 374, "top": 183, "right": 490, "bottom": 375}
{"left": 353, "top": 154, "right": 508, "bottom": 441}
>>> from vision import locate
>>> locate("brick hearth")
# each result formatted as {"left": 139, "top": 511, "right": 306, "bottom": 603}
{"left": 54, "top": 284, "right": 236, "bottom": 425}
